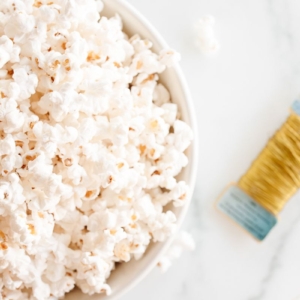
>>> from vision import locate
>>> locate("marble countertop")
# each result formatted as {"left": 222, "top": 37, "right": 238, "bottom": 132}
{"left": 122, "top": 0, "right": 300, "bottom": 299}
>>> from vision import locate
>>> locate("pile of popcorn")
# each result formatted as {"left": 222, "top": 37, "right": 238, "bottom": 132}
{"left": 0, "top": 0, "right": 193, "bottom": 299}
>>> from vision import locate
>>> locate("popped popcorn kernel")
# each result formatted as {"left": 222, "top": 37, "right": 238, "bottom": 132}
{"left": 158, "top": 231, "right": 195, "bottom": 272}
{"left": 194, "top": 15, "right": 220, "bottom": 55}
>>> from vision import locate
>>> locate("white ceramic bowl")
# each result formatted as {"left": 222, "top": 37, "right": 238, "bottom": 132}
{"left": 66, "top": 0, "right": 198, "bottom": 299}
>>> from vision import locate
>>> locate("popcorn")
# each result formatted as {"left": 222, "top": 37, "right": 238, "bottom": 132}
{"left": 194, "top": 15, "right": 220, "bottom": 55}
{"left": 0, "top": 36, "right": 20, "bottom": 68}
{"left": 45, "top": 262, "right": 65, "bottom": 283}
{"left": 88, "top": 210, "right": 117, "bottom": 231}
{"left": 158, "top": 49, "right": 181, "bottom": 67}
{"left": 171, "top": 119, "right": 194, "bottom": 152}
{"left": 4, "top": 12, "right": 35, "bottom": 42}
{"left": 0, "top": 0, "right": 193, "bottom": 299}
{"left": 153, "top": 83, "right": 171, "bottom": 106}
{"left": 148, "top": 211, "right": 177, "bottom": 242}
{"left": 12, "top": 67, "right": 38, "bottom": 100}
{"left": 157, "top": 231, "right": 195, "bottom": 272}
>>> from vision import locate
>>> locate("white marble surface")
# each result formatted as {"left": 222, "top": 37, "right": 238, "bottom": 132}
{"left": 120, "top": 0, "right": 300, "bottom": 299}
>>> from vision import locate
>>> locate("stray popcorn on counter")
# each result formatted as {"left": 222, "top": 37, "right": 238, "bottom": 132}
{"left": 0, "top": 0, "right": 193, "bottom": 299}
{"left": 157, "top": 231, "right": 195, "bottom": 273}
{"left": 194, "top": 15, "right": 220, "bottom": 55}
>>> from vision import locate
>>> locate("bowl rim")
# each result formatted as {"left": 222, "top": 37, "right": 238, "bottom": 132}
{"left": 99, "top": 0, "right": 198, "bottom": 299}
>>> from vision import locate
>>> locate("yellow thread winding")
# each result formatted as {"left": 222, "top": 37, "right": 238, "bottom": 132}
{"left": 238, "top": 112, "right": 300, "bottom": 216}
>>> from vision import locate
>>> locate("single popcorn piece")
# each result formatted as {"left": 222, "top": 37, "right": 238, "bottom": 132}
{"left": 194, "top": 15, "right": 220, "bottom": 55}
{"left": 158, "top": 49, "right": 181, "bottom": 67}
{"left": 0, "top": 36, "right": 20, "bottom": 68}
{"left": 157, "top": 231, "right": 195, "bottom": 273}
{"left": 0, "top": 0, "right": 194, "bottom": 299}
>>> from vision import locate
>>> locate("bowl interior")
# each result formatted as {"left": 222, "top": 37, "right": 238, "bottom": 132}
{"left": 66, "top": 0, "right": 197, "bottom": 299}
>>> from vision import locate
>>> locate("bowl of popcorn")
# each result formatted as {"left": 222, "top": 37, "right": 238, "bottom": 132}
{"left": 0, "top": 0, "right": 198, "bottom": 299}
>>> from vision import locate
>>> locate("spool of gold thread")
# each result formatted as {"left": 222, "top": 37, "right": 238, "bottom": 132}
{"left": 238, "top": 111, "right": 300, "bottom": 216}
{"left": 217, "top": 101, "right": 300, "bottom": 240}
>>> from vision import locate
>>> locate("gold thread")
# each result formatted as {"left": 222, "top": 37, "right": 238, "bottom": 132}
{"left": 238, "top": 112, "right": 300, "bottom": 216}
